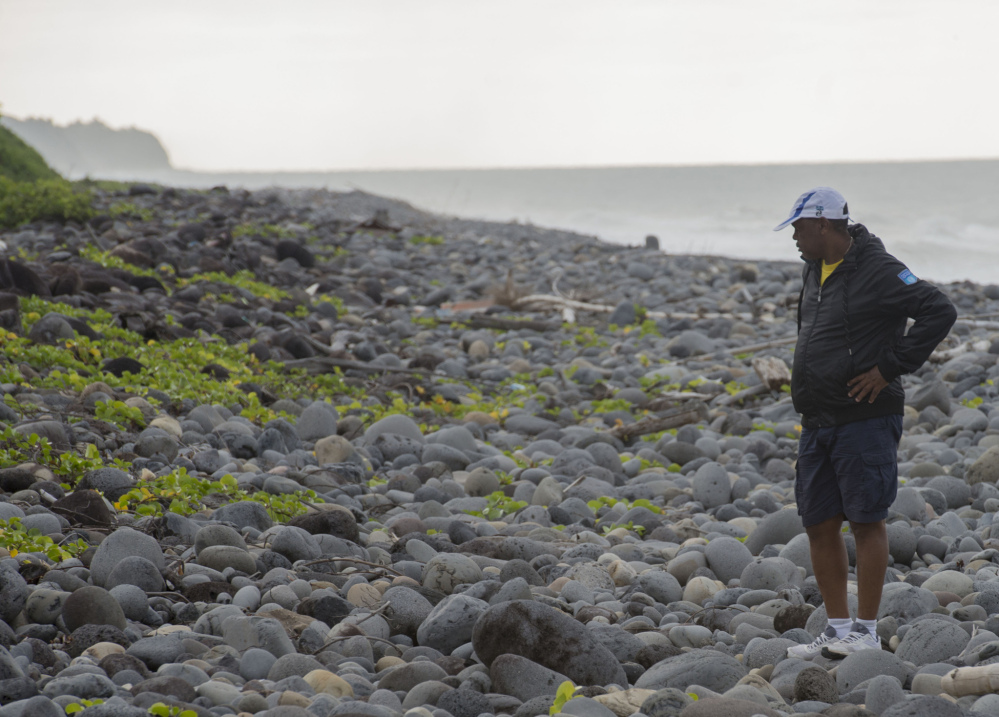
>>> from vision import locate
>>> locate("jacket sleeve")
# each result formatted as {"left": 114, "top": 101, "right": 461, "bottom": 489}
{"left": 874, "top": 265, "right": 957, "bottom": 382}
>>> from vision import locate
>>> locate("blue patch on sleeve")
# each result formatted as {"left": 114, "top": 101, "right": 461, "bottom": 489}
{"left": 898, "top": 269, "right": 918, "bottom": 285}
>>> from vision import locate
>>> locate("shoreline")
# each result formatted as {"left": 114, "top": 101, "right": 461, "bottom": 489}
{"left": 1, "top": 183, "right": 998, "bottom": 716}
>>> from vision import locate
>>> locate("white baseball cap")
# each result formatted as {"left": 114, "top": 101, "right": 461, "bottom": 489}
{"left": 773, "top": 187, "right": 850, "bottom": 231}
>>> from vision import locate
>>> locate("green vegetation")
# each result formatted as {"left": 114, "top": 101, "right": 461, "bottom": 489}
{"left": 2, "top": 296, "right": 353, "bottom": 411}
{"left": 561, "top": 325, "right": 608, "bottom": 349}
{"left": 78, "top": 246, "right": 165, "bottom": 278}
{"left": 114, "top": 468, "right": 320, "bottom": 520}
{"left": 408, "top": 234, "right": 444, "bottom": 246}
{"left": 147, "top": 703, "right": 197, "bottom": 717}
{"left": 601, "top": 521, "right": 646, "bottom": 536}
{"left": 180, "top": 270, "right": 291, "bottom": 302}
{"left": 587, "top": 496, "right": 662, "bottom": 514}
{"left": 232, "top": 222, "right": 295, "bottom": 239}
{"left": 465, "top": 491, "right": 528, "bottom": 520}
{"left": 0, "top": 119, "right": 94, "bottom": 228}
{"left": 550, "top": 681, "right": 580, "bottom": 715}
{"left": 0, "top": 177, "right": 93, "bottom": 229}
{"left": 0, "top": 428, "right": 111, "bottom": 478}
{"left": 0, "top": 122, "right": 59, "bottom": 182}
{"left": 94, "top": 400, "right": 148, "bottom": 430}
{"left": 0, "top": 516, "right": 90, "bottom": 561}
{"left": 64, "top": 699, "right": 105, "bottom": 715}
{"left": 108, "top": 199, "right": 154, "bottom": 222}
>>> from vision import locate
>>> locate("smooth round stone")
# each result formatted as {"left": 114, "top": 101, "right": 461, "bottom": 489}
{"left": 347, "top": 584, "right": 382, "bottom": 608}
{"left": 237, "top": 693, "right": 270, "bottom": 714}
{"left": 105, "top": 556, "right": 165, "bottom": 592}
{"left": 195, "top": 524, "right": 247, "bottom": 555}
{"left": 25, "top": 588, "right": 70, "bottom": 625}
{"left": 835, "top": 649, "right": 910, "bottom": 693}
{"left": 198, "top": 545, "right": 257, "bottom": 574}
{"left": 895, "top": 619, "right": 972, "bottom": 665}
{"left": 405, "top": 539, "right": 437, "bottom": 563}
{"left": 691, "top": 462, "right": 732, "bottom": 509}
{"left": 108, "top": 584, "right": 149, "bottom": 621}
{"left": 704, "top": 536, "right": 753, "bottom": 584}
{"left": 740, "top": 557, "right": 802, "bottom": 591}
{"left": 422, "top": 554, "right": 482, "bottom": 593}
{"left": 62, "top": 586, "right": 127, "bottom": 632}
{"left": 865, "top": 674, "right": 906, "bottom": 715}
{"left": 682, "top": 576, "right": 720, "bottom": 605}
{"left": 240, "top": 647, "right": 277, "bottom": 681}
{"left": 270, "top": 526, "right": 322, "bottom": 562}
{"left": 21, "top": 512, "right": 61, "bottom": 535}
{"left": 196, "top": 680, "right": 242, "bottom": 705}
{"left": 89, "top": 528, "right": 165, "bottom": 588}
{"left": 303, "top": 669, "right": 354, "bottom": 698}
{"left": 922, "top": 570, "right": 974, "bottom": 597}
{"left": 668, "top": 625, "right": 713, "bottom": 648}
{"left": 464, "top": 467, "right": 501, "bottom": 497}
{"left": 82, "top": 643, "right": 126, "bottom": 663}
{"left": 233, "top": 585, "right": 261, "bottom": 611}
{"left": 263, "top": 585, "right": 300, "bottom": 610}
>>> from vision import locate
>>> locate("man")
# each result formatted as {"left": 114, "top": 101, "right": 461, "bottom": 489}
{"left": 775, "top": 187, "right": 956, "bottom": 659}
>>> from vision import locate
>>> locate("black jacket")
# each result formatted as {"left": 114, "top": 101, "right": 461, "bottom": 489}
{"left": 792, "top": 224, "right": 957, "bottom": 428}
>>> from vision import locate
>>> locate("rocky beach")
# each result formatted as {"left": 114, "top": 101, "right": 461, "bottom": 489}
{"left": 3, "top": 184, "right": 999, "bottom": 717}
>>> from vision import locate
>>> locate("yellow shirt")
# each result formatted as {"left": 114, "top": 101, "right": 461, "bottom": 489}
{"left": 821, "top": 259, "right": 842, "bottom": 286}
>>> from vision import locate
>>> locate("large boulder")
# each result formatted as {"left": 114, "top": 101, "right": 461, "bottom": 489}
{"left": 471, "top": 600, "right": 627, "bottom": 687}
{"left": 634, "top": 650, "right": 746, "bottom": 693}
{"left": 89, "top": 528, "right": 165, "bottom": 588}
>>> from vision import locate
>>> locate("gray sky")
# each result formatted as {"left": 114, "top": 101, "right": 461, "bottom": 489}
{"left": 1, "top": 0, "right": 996, "bottom": 171}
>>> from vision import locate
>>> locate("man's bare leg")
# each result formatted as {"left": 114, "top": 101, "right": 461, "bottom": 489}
{"left": 850, "top": 519, "right": 889, "bottom": 620}
{"left": 805, "top": 513, "right": 849, "bottom": 618}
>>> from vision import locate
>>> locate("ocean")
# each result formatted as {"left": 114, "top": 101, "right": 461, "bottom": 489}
{"left": 106, "top": 160, "right": 999, "bottom": 285}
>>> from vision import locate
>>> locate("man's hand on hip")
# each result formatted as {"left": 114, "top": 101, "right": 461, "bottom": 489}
{"left": 847, "top": 366, "right": 889, "bottom": 403}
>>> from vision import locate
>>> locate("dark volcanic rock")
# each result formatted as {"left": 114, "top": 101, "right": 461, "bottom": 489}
{"left": 52, "top": 489, "right": 113, "bottom": 526}
{"left": 471, "top": 600, "right": 627, "bottom": 686}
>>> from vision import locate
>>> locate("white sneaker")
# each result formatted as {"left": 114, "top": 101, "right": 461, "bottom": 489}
{"left": 822, "top": 623, "right": 881, "bottom": 659}
{"left": 786, "top": 626, "right": 840, "bottom": 659}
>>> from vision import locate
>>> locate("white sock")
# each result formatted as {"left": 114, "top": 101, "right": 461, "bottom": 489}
{"left": 857, "top": 619, "right": 878, "bottom": 637}
{"left": 829, "top": 618, "right": 852, "bottom": 639}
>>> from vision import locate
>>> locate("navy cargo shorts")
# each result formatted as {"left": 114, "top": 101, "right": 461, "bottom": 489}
{"left": 794, "top": 414, "right": 903, "bottom": 527}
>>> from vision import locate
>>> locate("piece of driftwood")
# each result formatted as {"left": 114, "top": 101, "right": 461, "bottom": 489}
{"left": 930, "top": 339, "right": 992, "bottom": 363}
{"left": 511, "top": 294, "right": 754, "bottom": 322}
{"left": 713, "top": 384, "right": 769, "bottom": 406}
{"left": 462, "top": 315, "right": 562, "bottom": 332}
{"left": 608, "top": 401, "right": 709, "bottom": 440}
{"left": 942, "top": 664, "right": 999, "bottom": 697}
{"left": 282, "top": 356, "right": 434, "bottom": 378}
{"left": 721, "top": 336, "right": 799, "bottom": 354}
{"left": 752, "top": 355, "right": 792, "bottom": 391}
{"left": 711, "top": 355, "right": 789, "bottom": 405}
{"left": 645, "top": 391, "right": 708, "bottom": 409}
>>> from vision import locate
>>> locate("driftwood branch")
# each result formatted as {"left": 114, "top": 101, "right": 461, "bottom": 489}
{"left": 721, "top": 336, "right": 798, "bottom": 355}
{"left": 608, "top": 401, "right": 709, "bottom": 440}
{"left": 930, "top": 339, "right": 993, "bottom": 363}
{"left": 301, "top": 556, "right": 403, "bottom": 576}
{"left": 462, "top": 315, "right": 562, "bottom": 332}
{"left": 511, "top": 294, "right": 754, "bottom": 322}
{"left": 714, "top": 384, "right": 769, "bottom": 406}
{"left": 282, "top": 356, "right": 429, "bottom": 377}
{"left": 751, "top": 355, "right": 792, "bottom": 391}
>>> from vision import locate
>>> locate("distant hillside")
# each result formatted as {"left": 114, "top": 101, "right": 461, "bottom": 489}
{"left": 0, "top": 116, "right": 172, "bottom": 178}
{"left": 0, "top": 122, "right": 61, "bottom": 182}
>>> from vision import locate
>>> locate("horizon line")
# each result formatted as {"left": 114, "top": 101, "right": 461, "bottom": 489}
{"left": 164, "top": 155, "right": 999, "bottom": 176}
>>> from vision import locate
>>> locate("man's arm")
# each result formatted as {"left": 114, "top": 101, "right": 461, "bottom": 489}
{"left": 875, "top": 267, "right": 957, "bottom": 383}
{"left": 848, "top": 264, "right": 956, "bottom": 404}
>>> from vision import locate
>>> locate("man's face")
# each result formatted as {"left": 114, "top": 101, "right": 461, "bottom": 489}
{"left": 791, "top": 218, "right": 826, "bottom": 261}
